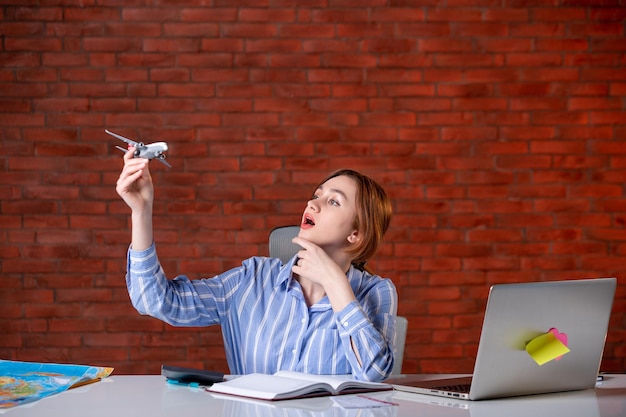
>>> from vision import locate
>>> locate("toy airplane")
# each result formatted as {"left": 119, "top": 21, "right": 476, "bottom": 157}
{"left": 105, "top": 129, "right": 171, "bottom": 168}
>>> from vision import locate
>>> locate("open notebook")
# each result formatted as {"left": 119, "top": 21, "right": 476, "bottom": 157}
{"left": 387, "top": 278, "right": 616, "bottom": 400}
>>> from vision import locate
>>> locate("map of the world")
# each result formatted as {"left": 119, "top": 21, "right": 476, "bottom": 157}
{"left": 0, "top": 360, "right": 113, "bottom": 409}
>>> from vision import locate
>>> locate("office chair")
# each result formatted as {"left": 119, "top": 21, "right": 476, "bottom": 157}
{"left": 392, "top": 316, "right": 408, "bottom": 375}
{"left": 268, "top": 225, "right": 408, "bottom": 374}
{"left": 269, "top": 225, "right": 301, "bottom": 264}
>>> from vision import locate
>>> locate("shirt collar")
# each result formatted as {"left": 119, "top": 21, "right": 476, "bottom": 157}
{"left": 275, "top": 256, "right": 296, "bottom": 288}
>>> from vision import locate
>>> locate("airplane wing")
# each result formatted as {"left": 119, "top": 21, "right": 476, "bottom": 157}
{"left": 105, "top": 129, "right": 139, "bottom": 148}
{"left": 154, "top": 155, "right": 172, "bottom": 168}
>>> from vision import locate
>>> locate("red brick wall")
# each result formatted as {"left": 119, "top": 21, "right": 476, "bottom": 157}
{"left": 1, "top": 2, "right": 625, "bottom": 375}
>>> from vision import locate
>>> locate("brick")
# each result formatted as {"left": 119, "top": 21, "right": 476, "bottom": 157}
{"left": 395, "top": 23, "right": 448, "bottom": 40}
{"left": 591, "top": 111, "right": 626, "bottom": 124}
{"left": 553, "top": 156, "right": 606, "bottom": 169}
{"left": 325, "top": 54, "right": 378, "bottom": 68}
{"left": 496, "top": 243, "right": 550, "bottom": 256}
{"left": 397, "top": 98, "right": 450, "bottom": 112}
{"left": 477, "top": 38, "right": 532, "bottom": 52}
{"left": 428, "top": 300, "right": 481, "bottom": 316}
{"left": 398, "top": 128, "right": 439, "bottom": 142}
{"left": 559, "top": 127, "right": 613, "bottom": 140}
{"left": 279, "top": 23, "right": 334, "bottom": 38}
{"left": 485, "top": 8, "right": 529, "bottom": 21}
{"left": 372, "top": 7, "right": 424, "bottom": 21}
{"left": 83, "top": 333, "right": 142, "bottom": 347}
{"left": 361, "top": 112, "right": 416, "bottom": 126}
{"left": 106, "top": 316, "right": 165, "bottom": 333}
{"left": 23, "top": 333, "right": 83, "bottom": 347}
{"left": 421, "top": 257, "right": 462, "bottom": 271}
{"left": 570, "top": 184, "right": 623, "bottom": 198}
{"left": 589, "top": 8, "right": 626, "bottom": 21}
{"left": 5, "top": 37, "right": 62, "bottom": 52}
{"left": 238, "top": 7, "right": 294, "bottom": 22}
{"left": 437, "top": 53, "right": 503, "bottom": 67}
{"left": 583, "top": 68, "right": 626, "bottom": 81}
{"left": 337, "top": 23, "right": 394, "bottom": 38}
{"left": 530, "top": 140, "right": 586, "bottom": 154}
{"left": 439, "top": 157, "right": 493, "bottom": 171}
{"left": 307, "top": 68, "right": 362, "bottom": 83}
{"left": 565, "top": 53, "right": 623, "bottom": 66}
{"left": 512, "top": 22, "right": 566, "bottom": 36}
{"left": 571, "top": 23, "right": 624, "bottom": 37}
{"left": 179, "top": 7, "right": 237, "bottom": 22}
{"left": 469, "top": 229, "right": 524, "bottom": 242}
{"left": 533, "top": 111, "right": 589, "bottom": 125}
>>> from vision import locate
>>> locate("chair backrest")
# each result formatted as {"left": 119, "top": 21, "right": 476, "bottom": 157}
{"left": 392, "top": 316, "right": 408, "bottom": 375}
{"left": 268, "top": 225, "right": 408, "bottom": 375}
{"left": 268, "top": 225, "right": 301, "bottom": 264}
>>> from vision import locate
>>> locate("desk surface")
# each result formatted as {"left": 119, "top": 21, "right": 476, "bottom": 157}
{"left": 3, "top": 374, "right": 626, "bottom": 417}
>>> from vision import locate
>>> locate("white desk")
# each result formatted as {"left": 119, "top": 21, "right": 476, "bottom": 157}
{"left": 3, "top": 374, "right": 626, "bottom": 417}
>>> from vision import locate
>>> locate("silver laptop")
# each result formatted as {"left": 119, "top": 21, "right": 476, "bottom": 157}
{"left": 388, "top": 277, "right": 616, "bottom": 400}
{"left": 392, "top": 388, "right": 601, "bottom": 417}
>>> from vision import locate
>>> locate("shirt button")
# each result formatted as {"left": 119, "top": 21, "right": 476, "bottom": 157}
{"left": 343, "top": 321, "right": 349, "bottom": 327}
{"left": 292, "top": 349, "right": 297, "bottom": 354}
{"left": 301, "top": 318, "right": 306, "bottom": 324}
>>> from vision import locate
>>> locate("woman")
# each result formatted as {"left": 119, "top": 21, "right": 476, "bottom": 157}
{"left": 116, "top": 149, "right": 397, "bottom": 381}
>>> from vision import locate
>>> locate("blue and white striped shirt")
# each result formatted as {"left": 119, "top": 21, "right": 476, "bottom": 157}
{"left": 126, "top": 243, "right": 398, "bottom": 381}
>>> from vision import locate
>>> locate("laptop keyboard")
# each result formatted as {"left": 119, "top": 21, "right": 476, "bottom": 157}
{"left": 432, "top": 383, "right": 471, "bottom": 393}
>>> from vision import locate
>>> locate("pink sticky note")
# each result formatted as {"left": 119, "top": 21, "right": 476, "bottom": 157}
{"left": 549, "top": 328, "right": 568, "bottom": 361}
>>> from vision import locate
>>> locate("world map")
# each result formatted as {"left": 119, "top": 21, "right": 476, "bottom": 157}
{"left": 0, "top": 360, "right": 113, "bottom": 409}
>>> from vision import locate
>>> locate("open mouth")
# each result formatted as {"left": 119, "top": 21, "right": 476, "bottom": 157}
{"left": 302, "top": 214, "right": 315, "bottom": 226}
